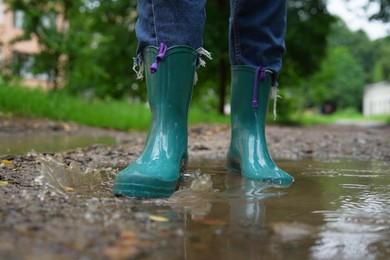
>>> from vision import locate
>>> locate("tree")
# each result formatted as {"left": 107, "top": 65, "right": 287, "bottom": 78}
{"left": 65, "top": 0, "right": 139, "bottom": 99}
{"left": 368, "top": 0, "right": 390, "bottom": 22}
{"left": 327, "top": 19, "right": 375, "bottom": 82}
{"left": 198, "top": 0, "right": 230, "bottom": 115}
{"left": 6, "top": 0, "right": 77, "bottom": 88}
{"left": 308, "top": 46, "right": 365, "bottom": 110}
{"left": 6, "top": 0, "right": 139, "bottom": 97}
{"left": 371, "top": 36, "right": 390, "bottom": 81}
{"left": 284, "top": 0, "right": 335, "bottom": 77}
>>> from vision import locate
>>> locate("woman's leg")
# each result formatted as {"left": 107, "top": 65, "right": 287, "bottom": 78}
{"left": 113, "top": 1, "right": 207, "bottom": 198}
{"left": 227, "top": 0, "right": 293, "bottom": 184}
{"left": 136, "top": 0, "right": 206, "bottom": 53}
{"left": 229, "top": 0, "right": 287, "bottom": 74}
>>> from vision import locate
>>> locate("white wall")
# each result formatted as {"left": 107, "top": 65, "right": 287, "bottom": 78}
{"left": 0, "top": 1, "right": 4, "bottom": 25}
{"left": 363, "top": 82, "right": 390, "bottom": 116}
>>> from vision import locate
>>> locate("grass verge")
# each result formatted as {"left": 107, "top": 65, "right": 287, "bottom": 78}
{"left": 2, "top": 84, "right": 388, "bottom": 130}
{"left": 0, "top": 84, "right": 229, "bottom": 130}
{"left": 289, "top": 108, "right": 390, "bottom": 126}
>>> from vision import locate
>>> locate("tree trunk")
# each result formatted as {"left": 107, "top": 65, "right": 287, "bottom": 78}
{"left": 218, "top": 57, "right": 227, "bottom": 115}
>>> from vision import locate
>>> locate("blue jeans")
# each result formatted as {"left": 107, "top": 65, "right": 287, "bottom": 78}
{"left": 135, "top": 0, "right": 286, "bottom": 74}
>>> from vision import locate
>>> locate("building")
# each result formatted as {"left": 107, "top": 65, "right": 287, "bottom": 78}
{"left": 363, "top": 81, "right": 390, "bottom": 116}
{"left": 0, "top": 0, "right": 53, "bottom": 88}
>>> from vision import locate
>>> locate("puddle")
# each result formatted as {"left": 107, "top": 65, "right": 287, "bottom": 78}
{"left": 37, "top": 157, "right": 390, "bottom": 259}
{"left": 0, "top": 134, "right": 116, "bottom": 155}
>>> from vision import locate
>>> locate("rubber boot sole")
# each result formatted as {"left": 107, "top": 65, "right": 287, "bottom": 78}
{"left": 113, "top": 159, "right": 187, "bottom": 198}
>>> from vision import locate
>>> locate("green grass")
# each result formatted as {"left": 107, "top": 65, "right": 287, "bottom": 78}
{"left": 189, "top": 106, "right": 229, "bottom": 125}
{"left": 289, "top": 108, "right": 390, "bottom": 126}
{"left": 0, "top": 83, "right": 228, "bottom": 130}
{"left": 1, "top": 83, "right": 388, "bottom": 130}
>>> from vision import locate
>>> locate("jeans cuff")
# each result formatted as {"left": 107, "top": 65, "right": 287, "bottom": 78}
{"left": 133, "top": 47, "right": 212, "bottom": 81}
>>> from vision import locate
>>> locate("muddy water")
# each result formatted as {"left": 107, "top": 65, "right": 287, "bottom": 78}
{"left": 157, "top": 159, "right": 390, "bottom": 259}
{"left": 0, "top": 134, "right": 116, "bottom": 155}
{"left": 38, "top": 157, "right": 390, "bottom": 259}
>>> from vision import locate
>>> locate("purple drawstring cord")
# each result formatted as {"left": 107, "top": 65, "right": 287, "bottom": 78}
{"left": 252, "top": 66, "right": 266, "bottom": 108}
{"left": 150, "top": 43, "right": 168, "bottom": 73}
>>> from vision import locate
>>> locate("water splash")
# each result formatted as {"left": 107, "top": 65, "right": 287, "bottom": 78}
{"left": 35, "top": 153, "right": 116, "bottom": 200}
{"left": 149, "top": 171, "right": 217, "bottom": 220}
{"left": 189, "top": 174, "right": 213, "bottom": 192}
{"left": 145, "top": 168, "right": 289, "bottom": 220}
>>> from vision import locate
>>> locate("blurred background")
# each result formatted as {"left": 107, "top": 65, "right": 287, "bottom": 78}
{"left": 0, "top": 0, "right": 389, "bottom": 129}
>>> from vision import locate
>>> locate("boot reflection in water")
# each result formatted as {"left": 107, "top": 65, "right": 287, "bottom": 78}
{"left": 113, "top": 0, "right": 293, "bottom": 198}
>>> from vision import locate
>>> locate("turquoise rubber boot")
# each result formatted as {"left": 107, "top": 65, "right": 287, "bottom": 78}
{"left": 227, "top": 65, "right": 294, "bottom": 184}
{"left": 113, "top": 45, "right": 197, "bottom": 198}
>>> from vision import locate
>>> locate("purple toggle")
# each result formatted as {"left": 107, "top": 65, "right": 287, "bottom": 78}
{"left": 150, "top": 43, "right": 168, "bottom": 74}
{"left": 260, "top": 68, "right": 266, "bottom": 80}
{"left": 150, "top": 62, "right": 158, "bottom": 73}
{"left": 252, "top": 66, "right": 266, "bottom": 108}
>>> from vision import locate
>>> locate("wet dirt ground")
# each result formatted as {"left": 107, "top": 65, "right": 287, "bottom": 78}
{"left": 1, "top": 115, "right": 390, "bottom": 259}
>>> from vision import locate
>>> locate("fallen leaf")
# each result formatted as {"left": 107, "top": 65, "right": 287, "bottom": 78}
{"left": 62, "top": 123, "right": 72, "bottom": 131}
{"left": 205, "top": 130, "right": 213, "bottom": 136}
{"left": 1, "top": 160, "right": 14, "bottom": 166}
{"left": 63, "top": 186, "right": 74, "bottom": 192}
{"left": 0, "top": 181, "right": 9, "bottom": 186}
{"left": 149, "top": 215, "right": 169, "bottom": 222}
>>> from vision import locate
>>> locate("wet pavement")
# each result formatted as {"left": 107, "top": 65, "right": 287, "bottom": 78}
{"left": 1, "top": 117, "right": 390, "bottom": 259}
{"left": 2, "top": 154, "right": 389, "bottom": 259}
